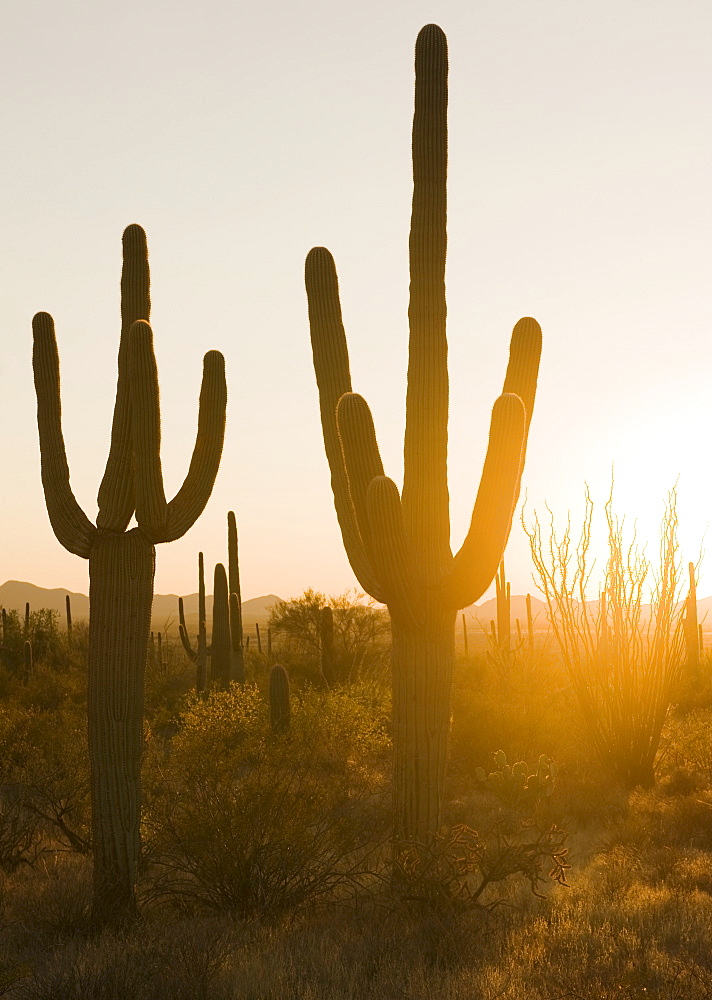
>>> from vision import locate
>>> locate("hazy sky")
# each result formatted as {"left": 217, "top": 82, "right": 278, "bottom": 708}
{"left": 1, "top": 0, "right": 710, "bottom": 603}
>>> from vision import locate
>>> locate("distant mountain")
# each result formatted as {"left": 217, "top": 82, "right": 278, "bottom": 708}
{"left": 4, "top": 580, "right": 712, "bottom": 633}
{"left": 466, "top": 594, "right": 549, "bottom": 631}
{"left": 0, "top": 581, "right": 88, "bottom": 621}
{"left": 0, "top": 581, "right": 284, "bottom": 631}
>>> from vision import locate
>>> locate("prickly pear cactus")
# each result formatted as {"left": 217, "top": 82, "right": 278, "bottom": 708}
{"left": 476, "top": 751, "right": 557, "bottom": 812}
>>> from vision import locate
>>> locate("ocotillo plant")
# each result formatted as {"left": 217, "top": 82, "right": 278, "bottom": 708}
{"left": 32, "top": 224, "right": 227, "bottom": 925}
{"left": 179, "top": 552, "right": 209, "bottom": 692}
{"left": 269, "top": 663, "right": 291, "bottom": 732}
{"left": 305, "top": 25, "right": 541, "bottom": 844}
{"left": 227, "top": 511, "right": 245, "bottom": 682}
{"left": 320, "top": 605, "right": 335, "bottom": 684}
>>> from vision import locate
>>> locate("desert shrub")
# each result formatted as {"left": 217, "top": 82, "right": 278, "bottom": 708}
{"left": 145, "top": 682, "right": 391, "bottom": 918}
{"left": 268, "top": 589, "right": 390, "bottom": 684}
{"left": 0, "top": 704, "right": 90, "bottom": 858}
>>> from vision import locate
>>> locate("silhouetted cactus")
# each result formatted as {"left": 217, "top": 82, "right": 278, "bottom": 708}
{"left": 269, "top": 663, "right": 291, "bottom": 732}
{"left": 65, "top": 594, "right": 72, "bottom": 648}
{"left": 526, "top": 594, "right": 534, "bottom": 650}
{"left": 227, "top": 511, "right": 245, "bottom": 683}
{"left": 489, "top": 561, "right": 512, "bottom": 657}
{"left": 179, "top": 552, "right": 209, "bottom": 692}
{"left": 211, "top": 563, "right": 232, "bottom": 688}
{"left": 684, "top": 561, "right": 700, "bottom": 674}
{"left": 320, "top": 606, "right": 335, "bottom": 684}
{"left": 305, "top": 26, "right": 541, "bottom": 844}
{"left": 32, "top": 224, "right": 227, "bottom": 925}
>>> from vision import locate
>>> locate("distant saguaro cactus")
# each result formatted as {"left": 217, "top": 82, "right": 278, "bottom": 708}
{"left": 684, "top": 562, "right": 700, "bottom": 675}
{"left": 269, "top": 663, "right": 291, "bottom": 732}
{"left": 178, "top": 552, "right": 209, "bottom": 692}
{"left": 227, "top": 511, "right": 245, "bottom": 683}
{"left": 305, "top": 26, "right": 541, "bottom": 845}
{"left": 32, "top": 224, "right": 227, "bottom": 925}
{"left": 65, "top": 594, "right": 73, "bottom": 648}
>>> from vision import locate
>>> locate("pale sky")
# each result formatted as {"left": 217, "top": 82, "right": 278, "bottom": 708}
{"left": 1, "top": 0, "right": 710, "bottom": 603}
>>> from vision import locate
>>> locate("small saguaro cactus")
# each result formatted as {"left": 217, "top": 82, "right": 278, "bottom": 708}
{"left": 32, "top": 224, "right": 227, "bottom": 926}
{"left": 489, "top": 561, "right": 512, "bottom": 657}
{"left": 305, "top": 25, "right": 541, "bottom": 845}
{"left": 684, "top": 561, "right": 700, "bottom": 675}
{"left": 179, "top": 552, "right": 209, "bottom": 692}
{"left": 227, "top": 511, "right": 245, "bottom": 683}
{"left": 269, "top": 663, "right": 291, "bottom": 732}
{"left": 65, "top": 594, "right": 73, "bottom": 648}
{"left": 211, "top": 563, "right": 232, "bottom": 688}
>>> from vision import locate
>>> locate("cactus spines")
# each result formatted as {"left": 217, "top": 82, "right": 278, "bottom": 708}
{"left": 320, "top": 605, "right": 335, "bottom": 684}
{"left": 269, "top": 663, "right": 291, "bottom": 732}
{"left": 227, "top": 511, "right": 245, "bottom": 683}
{"left": 32, "top": 225, "right": 227, "bottom": 926}
{"left": 306, "top": 26, "right": 541, "bottom": 845}
{"left": 211, "top": 563, "right": 232, "bottom": 689}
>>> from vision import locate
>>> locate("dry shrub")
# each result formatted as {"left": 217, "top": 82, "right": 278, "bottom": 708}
{"left": 145, "top": 682, "right": 390, "bottom": 918}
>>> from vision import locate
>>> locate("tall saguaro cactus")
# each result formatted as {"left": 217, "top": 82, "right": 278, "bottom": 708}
{"left": 305, "top": 25, "right": 541, "bottom": 845}
{"left": 32, "top": 225, "right": 227, "bottom": 924}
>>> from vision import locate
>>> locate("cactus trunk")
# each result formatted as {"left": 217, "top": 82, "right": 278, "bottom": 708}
{"left": 88, "top": 528, "right": 154, "bottom": 923}
{"left": 391, "top": 616, "right": 455, "bottom": 842}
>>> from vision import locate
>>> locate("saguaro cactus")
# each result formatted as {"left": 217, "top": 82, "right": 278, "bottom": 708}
{"left": 269, "top": 663, "right": 291, "bottom": 732}
{"left": 305, "top": 25, "right": 541, "bottom": 845}
{"left": 178, "top": 552, "right": 209, "bottom": 692}
{"left": 32, "top": 224, "right": 227, "bottom": 924}
{"left": 227, "top": 511, "right": 245, "bottom": 683}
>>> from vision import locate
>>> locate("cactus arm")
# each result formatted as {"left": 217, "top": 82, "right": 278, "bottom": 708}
{"left": 366, "top": 477, "right": 424, "bottom": 630}
{"left": 443, "top": 392, "right": 526, "bottom": 609}
{"left": 502, "top": 318, "right": 542, "bottom": 435}
{"left": 128, "top": 321, "right": 168, "bottom": 537}
{"left": 305, "top": 248, "right": 383, "bottom": 598}
{"left": 96, "top": 224, "right": 150, "bottom": 531}
{"left": 401, "top": 25, "right": 450, "bottom": 574}
{"left": 32, "top": 312, "right": 96, "bottom": 558}
{"left": 162, "top": 351, "right": 227, "bottom": 542}
{"left": 179, "top": 623, "right": 197, "bottom": 662}
{"left": 335, "top": 393, "right": 386, "bottom": 569}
